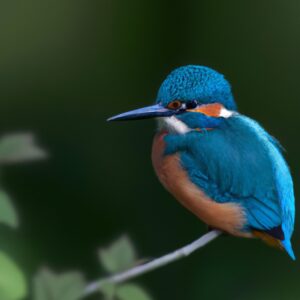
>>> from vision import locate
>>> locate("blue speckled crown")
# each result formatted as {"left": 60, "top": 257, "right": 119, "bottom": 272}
{"left": 156, "top": 65, "right": 237, "bottom": 111}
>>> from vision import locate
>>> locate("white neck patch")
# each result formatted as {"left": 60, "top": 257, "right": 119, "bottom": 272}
{"left": 158, "top": 116, "right": 191, "bottom": 134}
{"left": 219, "top": 107, "right": 234, "bottom": 118}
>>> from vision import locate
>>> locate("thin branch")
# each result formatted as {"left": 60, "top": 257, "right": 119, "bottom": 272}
{"left": 82, "top": 229, "right": 222, "bottom": 298}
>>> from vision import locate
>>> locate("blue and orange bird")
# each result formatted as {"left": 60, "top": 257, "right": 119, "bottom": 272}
{"left": 108, "top": 65, "right": 296, "bottom": 260}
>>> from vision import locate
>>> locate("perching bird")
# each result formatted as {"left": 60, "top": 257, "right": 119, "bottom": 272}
{"left": 108, "top": 65, "right": 296, "bottom": 260}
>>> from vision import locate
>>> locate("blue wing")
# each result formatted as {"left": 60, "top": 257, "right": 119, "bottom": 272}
{"left": 164, "top": 115, "right": 295, "bottom": 259}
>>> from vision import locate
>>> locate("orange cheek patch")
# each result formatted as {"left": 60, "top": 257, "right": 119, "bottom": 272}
{"left": 187, "top": 103, "right": 223, "bottom": 117}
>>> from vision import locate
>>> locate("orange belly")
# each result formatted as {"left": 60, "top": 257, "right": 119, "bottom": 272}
{"left": 151, "top": 131, "right": 250, "bottom": 237}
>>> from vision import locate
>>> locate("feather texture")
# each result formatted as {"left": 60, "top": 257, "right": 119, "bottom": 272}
{"left": 163, "top": 114, "right": 295, "bottom": 259}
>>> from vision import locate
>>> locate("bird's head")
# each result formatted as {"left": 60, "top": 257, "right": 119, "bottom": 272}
{"left": 108, "top": 65, "right": 237, "bottom": 133}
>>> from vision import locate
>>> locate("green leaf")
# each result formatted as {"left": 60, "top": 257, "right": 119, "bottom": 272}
{"left": 0, "top": 251, "right": 27, "bottom": 300}
{"left": 99, "top": 235, "right": 137, "bottom": 273}
{"left": 100, "top": 282, "right": 116, "bottom": 300}
{"left": 33, "top": 268, "right": 86, "bottom": 300}
{"left": 0, "top": 133, "right": 47, "bottom": 164}
{"left": 0, "top": 190, "right": 18, "bottom": 228}
{"left": 116, "top": 284, "right": 152, "bottom": 300}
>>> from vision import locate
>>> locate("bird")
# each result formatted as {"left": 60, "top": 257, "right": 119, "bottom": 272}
{"left": 108, "top": 65, "right": 296, "bottom": 260}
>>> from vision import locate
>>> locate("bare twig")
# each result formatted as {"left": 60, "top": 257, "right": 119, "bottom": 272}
{"left": 82, "top": 229, "right": 222, "bottom": 298}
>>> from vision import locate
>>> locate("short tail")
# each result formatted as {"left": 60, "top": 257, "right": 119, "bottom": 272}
{"left": 253, "top": 230, "right": 296, "bottom": 260}
{"left": 282, "top": 239, "right": 296, "bottom": 260}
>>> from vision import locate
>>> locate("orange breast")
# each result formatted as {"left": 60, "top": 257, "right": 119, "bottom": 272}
{"left": 151, "top": 131, "right": 250, "bottom": 237}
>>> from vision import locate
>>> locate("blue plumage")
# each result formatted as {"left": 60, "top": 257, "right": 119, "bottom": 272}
{"left": 108, "top": 65, "right": 296, "bottom": 260}
{"left": 157, "top": 65, "right": 237, "bottom": 110}
{"left": 164, "top": 115, "right": 295, "bottom": 259}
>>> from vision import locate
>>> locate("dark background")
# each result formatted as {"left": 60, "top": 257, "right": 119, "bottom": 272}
{"left": 0, "top": 1, "right": 299, "bottom": 299}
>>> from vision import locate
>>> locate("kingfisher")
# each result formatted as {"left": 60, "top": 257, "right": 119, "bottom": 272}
{"left": 108, "top": 65, "right": 296, "bottom": 260}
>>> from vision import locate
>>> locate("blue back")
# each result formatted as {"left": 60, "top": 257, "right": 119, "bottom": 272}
{"left": 164, "top": 114, "right": 295, "bottom": 259}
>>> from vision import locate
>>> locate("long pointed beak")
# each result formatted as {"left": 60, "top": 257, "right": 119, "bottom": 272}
{"left": 107, "top": 104, "right": 175, "bottom": 121}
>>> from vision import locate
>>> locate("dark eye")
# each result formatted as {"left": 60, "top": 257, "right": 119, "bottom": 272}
{"left": 167, "top": 100, "right": 182, "bottom": 110}
{"left": 186, "top": 100, "right": 198, "bottom": 109}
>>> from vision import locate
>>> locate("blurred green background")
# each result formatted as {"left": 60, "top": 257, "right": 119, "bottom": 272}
{"left": 0, "top": 0, "right": 299, "bottom": 299}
